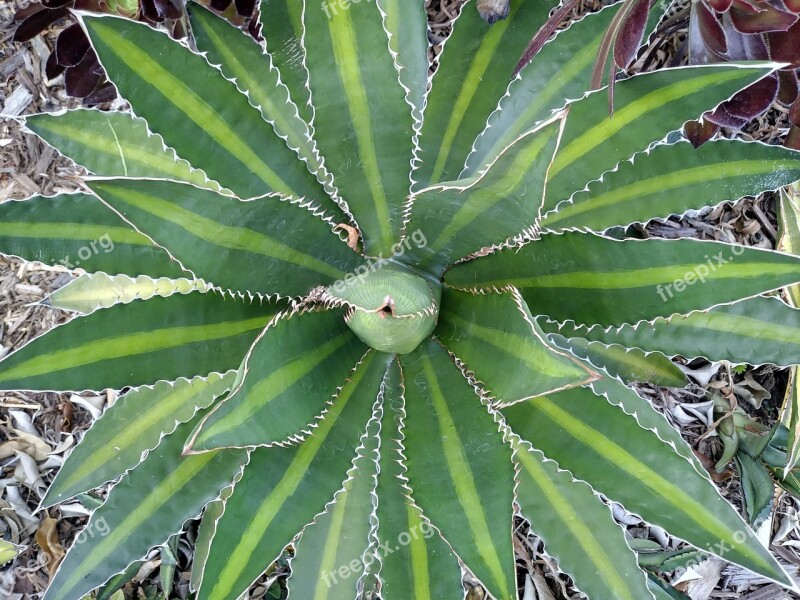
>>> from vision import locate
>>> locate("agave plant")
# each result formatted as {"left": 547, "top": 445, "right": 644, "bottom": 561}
{"left": 5, "top": 0, "right": 800, "bottom": 598}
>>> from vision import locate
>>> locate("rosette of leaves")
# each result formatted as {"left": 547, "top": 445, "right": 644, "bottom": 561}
{"left": 4, "top": 0, "right": 800, "bottom": 598}
{"left": 12, "top": 0, "right": 257, "bottom": 103}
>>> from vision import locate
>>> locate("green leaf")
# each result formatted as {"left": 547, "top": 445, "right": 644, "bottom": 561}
{"left": 23, "top": 110, "right": 223, "bottom": 192}
{"left": 41, "top": 372, "right": 235, "bottom": 508}
{"left": 82, "top": 15, "right": 328, "bottom": 201}
{"left": 377, "top": 0, "right": 429, "bottom": 121}
{"left": 736, "top": 453, "right": 774, "bottom": 526}
{"left": 87, "top": 178, "right": 362, "bottom": 297}
{"left": 302, "top": 0, "right": 414, "bottom": 254}
{"left": 0, "top": 292, "right": 274, "bottom": 391}
{"left": 41, "top": 411, "right": 249, "bottom": 600}
{"left": 502, "top": 385, "right": 791, "bottom": 586}
{"left": 0, "top": 540, "right": 19, "bottom": 566}
{"left": 188, "top": 309, "right": 366, "bottom": 450}
{"left": 47, "top": 273, "right": 208, "bottom": 314}
{"left": 551, "top": 295, "right": 800, "bottom": 366}
{"left": 404, "top": 120, "right": 561, "bottom": 273}
{"left": 197, "top": 350, "right": 392, "bottom": 600}
{"left": 0, "top": 193, "right": 182, "bottom": 278}
{"left": 544, "top": 64, "right": 776, "bottom": 211}
{"left": 464, "top": 3, "right": 620, "bottom": 176}
{"left": 588, "top": 377, "right": 709, "bottom": 479}
{"left": 401, "top": 339, "right": 516, "bottom": 600}
{"left": 445, "top": 233, "right": 800, "bottom": 326}
{"left": 541, "top": 140, "right": 800, "bottom": 232}
{"left": 373, "top": 361, "right": 463, "bottom": 599}
{"left": 259, "top": 0, "right": 311, "bottom": 124}
{"left": 417, "top": 0, "right": 559, "bottom": 186}
{"left": 513, "top": 437, "right": 654, "bottom": 600}
{"left": 435, "top": 288, "right": 593, "bottom": 405}
{"left": 287, "top": 404, "right": 380, "bottom": 597}
{"left": 189, "top": 5, "right": 343, "bottom": 218}
{"left": 780, "top": 184, "right": 800, "bottom": 308}
{"left": 546, "top": 332, "right": 687, "bottom": 387}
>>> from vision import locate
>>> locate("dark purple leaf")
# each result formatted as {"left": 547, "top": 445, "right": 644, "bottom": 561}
{"left": 787, "top": 125, "right": 800, "bottom": 149}
{"left": 514, "top": 0, "right": 580, "bottom": 75}
{"left": 790, "top": 95, "right": 800, "bottom": 126}
{"left": 782, "top": 0, "right": 800, "bottom": 12}
{"left": 708, "top": 74, "right": 778, "bottom": 127}
{"left": 707, "top": 103, "right": 749, "bottom": 128}
{"left": 141, "top": 0, "right": 182, "bottom": 21}
{"left": 614, "top": 0, "right": 651, "bottom": 68}
{"left": 723, "top": 12, "right": 770, "bottom": 58}
{"left": 768, "top": 22, "right": 800, "bottom": 65}
{"left": 684, "top": 119, "right": 720, "bottom": 147}
{"left": 56, "top": 23, "right": 90, "bottom": 67}
{"left": 777, "top": 69, "right": 799, "bottom": 103}
{"left": 45, "top": 51, "right": 66, "bottom": 80}
{"left": 13, "top": 7, "right": 69, "bottom": 42}
{"left": 65, "top": 51, "right": 103, "bottom": 98}
{"left": 730, "top": 0, "right": 798, "bottom": 32}
{"left": 697, "top": 1, "right": 728, "bottom": 54}
{"left": 235, "top": 0, "right": 256, "bottom": 17}
{"left": 42, "top": 0, "right": 75, "bottom": 7}
{"left": 708, "top": 0, "right": 734, "bottom": 12}
{"left": 209, "top": 0, "right": 234, "bottom": 12}
{"left": 83, "top": 82, "right": 118, "bottom": 105}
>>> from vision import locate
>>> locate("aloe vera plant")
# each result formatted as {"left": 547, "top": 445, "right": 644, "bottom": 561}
{"left": 5, "top": 0, "right": 800, "bottom": 598}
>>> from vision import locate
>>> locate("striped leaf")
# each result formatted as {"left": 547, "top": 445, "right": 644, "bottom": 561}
{"left": 545, "top": 332, "right": 687, "bottom": 387}
{"left": 302, "top": 0, "right": 415, "bottom": 254}
{"left": 42, "top": 372, "right": 235, "bottom": 508}
{"left": 287, "top": 406, "right": 380, "bottom": 598}
{"left": 588, "top": 377, "right": 709, "bottom": 479}
{"left": 417, "top": 0, "right": 559, "bottom": 187}
{"left": 551, "top": 296, "right": 800, "bottom": 367}
{"left": 401, "top": 339, "right": 516, "bottom": 600}
{"left": 436, "top": 288, "right": 593, "bottom": 406}
{"left": 41, "top": 411, "right": 249, "bottom": 600}
{"left": 512, "top": 437, "right": 654, "bottom": 600}
{"left": 541, "top": 140, "right": 800, "bottom": 232}
{"left": 404, "top": 120, "right": 561, "bottom": 273}
{"left": 259, "top": 0, "right": 311, "bottom": 124}
{"left": 189, "top": 5, "right": 342, "bottom": 217}
{"left": 197, "top": 350, "right": 392, "bottom": 600}
{"left": 377, "top": 0, "right": 429, "bottom": 122}
{"left": 81, "top": 15, "right": 328, "bottom": 201}
{"left": 0, "top": 292, "right": 275, "bottom": 391}
{"left": 373, "top": 360, "right": 463, "bottom": 599}
{"left": 87, "top": 178, "right": 363, "bottom": 297}
{"left": 188, "top": 309, "right": 366, "bottom": 451}
{"left": 544, "top": 64, "right": 775, "bottom": 211}
{"left": 0, "top": 193, "right": 182, "bottom": 278}
{"left": 445, "top": 233, "right": 800, "bottom": 326}
{"left": 464, "top": 4, "right": 620, "bottom": 176}
{"left": 502, "top": 385, "right": 791, "bottom": 586}
{"left": 24, "top": 110, "right": 222, "bottom": 191}
{"left": 47, "top": 273, "right": 208, "bottom": 314}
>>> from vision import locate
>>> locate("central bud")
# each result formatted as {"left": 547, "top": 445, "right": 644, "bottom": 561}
{"left": 326, "top": 262, "right": 440, "bottom": 354}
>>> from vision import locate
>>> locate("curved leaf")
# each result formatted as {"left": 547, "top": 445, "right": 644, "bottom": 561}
{"left": 464, "top": 4, "right": 620, "bottom": 176}
{"left": 445, "top": 233, "right": 800, "bottom": 326}
{"left": 42, "top": 372, "right": 236, "bottom": 508}
{"left": 544, "top": 64, "right": 776, "bottom": 211}
{"left": 373, "top": 360, "right": 463, "bottom": 599}
{"left": 401, "top": 339, "right": 516, "bottom": 600}
{"left": 502, "top": 385, "right": 791, "bottom": 586}
{"left": 188, "top": 309, "right": 366, "bottom": 451}
{"left": 417, "top": 0, "right": 558, "bottom": 186}
{"left": 541, "top": 140, "right": 800, "bottom": 232}
{"left": 42, "top": 411, "right": 249, "bottom": 600}
{"left": 0, "top": 193, "right": 183, "bottom": 278}
{"left": 0, "top": 292, "right": 275, "bottom": 392}
{"left": 88, "top": 178, "right": 362, "bottom": 297}
{"left": 197, "top": 349, "right": 391, "bottom": 600}
{"left": 24, "top": 110, "right": 223, "bottom": 191}
{"left": 436, "top": 288, "right": 593, "bottom": 405}
{"left": 404, "top": 120, "right": 561, "bottom": 273}
{"left": 302, "top": 0, "right": 414, "bottom": 254}
{"left": 513, "top": 437, "right": 654, "bottom": 600}
{"left": 82, "top": 15, "right": 327, "bottom": 201}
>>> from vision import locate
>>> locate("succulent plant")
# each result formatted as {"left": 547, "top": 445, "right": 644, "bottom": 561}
{"left": 4, "top": 0, "right": 800, "bottom": 598}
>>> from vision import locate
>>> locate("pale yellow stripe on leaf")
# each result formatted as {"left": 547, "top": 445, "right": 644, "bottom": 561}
{"left": 407, "top": 503, "right": 432, "bottom": 600}
{"left": 421, "top": 355, "right": 511, "bottom": 598}
{"left": 312, "top": 491, "right": 350, "bottom": 600}
{"left": 0, "top": 222, "right": 147, "bottom": 245}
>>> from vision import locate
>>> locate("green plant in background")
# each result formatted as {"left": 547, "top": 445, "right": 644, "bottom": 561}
{"left": 4, "top": 0, "right": 800, "bottom": 598}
